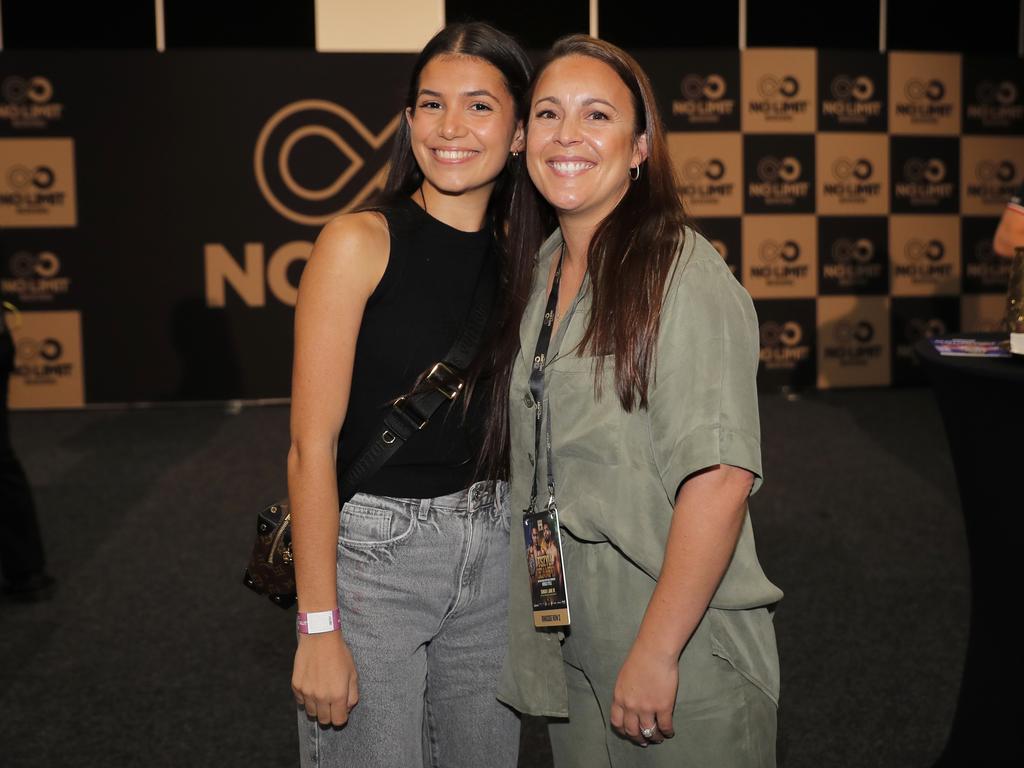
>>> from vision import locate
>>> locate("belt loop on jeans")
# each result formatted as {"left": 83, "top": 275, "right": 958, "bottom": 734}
{"left": 417, "top": 498, "right": 431, "bottom": 521}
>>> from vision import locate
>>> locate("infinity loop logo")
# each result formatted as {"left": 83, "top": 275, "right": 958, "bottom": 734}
{"left": 833, "top": 321, "right": 874, "bottom": 343}
{"left": 830, "top": 75, "right": 874, "bottom": 102}
{"left": 760, "top": 321, "right": 803, "bottom": 347}
{"left": 1, "top": 76, "right": 53, "bottom": 104}
{"left": 9, "top": 251, "right": 60, "bottom": 278}
{"left": 7, "top": 165, "right": 55, "bottom": 189}
{"left": 975, "top": 160, "right": 1016, "bottom": 182}
{"left": 902, "top": 158, "right": 946, "bottom": 183}
{"left": 254, "top": 100, "right": 401, "bottom": 226}
{"left": 757, "top": 75, "right": 800, "bottom": 99}
{"left": 680, "top": 74, "right": 726, "bottom": 100}
{"left": 759, "top": 240, "right": 801, "bottom": 263}
{"left": 831, "top": 239, "right": 874, "bottom": 263}
{"left": 905, "top": 79, "right": 946, "bottom": 102}
{"left": 905, "top": 318, "right": 946, "bottom": 341}
{"left": 757, "top": 156, "right": 802, "bottom": 182}
{"left": 681, "top": 158, "right": 726, "bottom": 181}
{"left": 832, "top": 158, "right": 873, "bottom": 180}
{"left": 16, "top": 337, "right": 63, "bottom": 362}
{"left": 975, "top": 81, "right": 1018, "bottom": 105}
{"left": 905, "top": 239, "right": 945, "bottom": 262}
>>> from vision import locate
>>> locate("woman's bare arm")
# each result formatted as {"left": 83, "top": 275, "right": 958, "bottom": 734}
{"left": 288, "top": 211, "right": 389, "bottom": 727}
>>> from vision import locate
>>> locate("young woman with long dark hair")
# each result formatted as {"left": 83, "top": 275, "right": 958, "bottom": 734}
{"left": 482, "top": 36, "right": 782, "bottom": 766}
{"left": 287, "top": 23, "right": 530, "bottom": 767}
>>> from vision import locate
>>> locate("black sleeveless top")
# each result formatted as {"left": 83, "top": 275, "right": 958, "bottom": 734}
{"left": 337, "top": 197, "right": 497, "bottom": 499}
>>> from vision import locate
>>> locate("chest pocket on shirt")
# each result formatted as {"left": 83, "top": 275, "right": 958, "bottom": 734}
{"left": 546, "top": 353, "right": 626, "bottom": 468}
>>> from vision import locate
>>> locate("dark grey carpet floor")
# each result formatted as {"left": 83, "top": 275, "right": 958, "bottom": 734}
{"left": 0, "top": 388, "right": 967, "bottom": 767}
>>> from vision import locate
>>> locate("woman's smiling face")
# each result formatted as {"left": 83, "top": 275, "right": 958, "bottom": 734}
{"left": 526, "top": 55, "right": 646, "bottom": 225}
{"left": 407, "top": 54, "right": 523, "bottom": 199}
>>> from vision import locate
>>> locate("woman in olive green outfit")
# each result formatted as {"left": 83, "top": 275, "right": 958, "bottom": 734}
{"left": 478, "top": 36, "right": 782, "bottom": 767}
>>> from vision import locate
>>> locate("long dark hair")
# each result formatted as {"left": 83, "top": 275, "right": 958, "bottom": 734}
{"left": 365, "top": 23, "right": 533, "bottom": 422}
{"left": 375, "top": 22, "right": 533, "bottom": 234}
{"left": 479, "top": 35, "right": 690, "bottom": 480}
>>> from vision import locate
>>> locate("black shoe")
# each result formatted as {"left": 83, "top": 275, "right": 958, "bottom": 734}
{"left": 2, "top": 573, "right": 56, "bottom": 602}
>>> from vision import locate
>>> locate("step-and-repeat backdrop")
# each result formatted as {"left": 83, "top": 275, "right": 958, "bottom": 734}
{"left": 1, "top": 49, "right": 1022, "bottom": 407}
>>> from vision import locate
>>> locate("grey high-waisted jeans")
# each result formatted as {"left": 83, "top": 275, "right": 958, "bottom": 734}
{"left": 297, "top": 480, "right": 520, "bottom": 768}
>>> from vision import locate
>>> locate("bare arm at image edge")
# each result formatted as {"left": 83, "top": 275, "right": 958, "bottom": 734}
{"left": 993, "top": 187, "right": 1024, "bottom": 257}
{"left": 288, "top": 211, "right": 389, "bottom": 727}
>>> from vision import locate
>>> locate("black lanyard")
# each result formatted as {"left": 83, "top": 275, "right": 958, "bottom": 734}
{"left": 527, "top": 244, "right": 566, "bottom": 514}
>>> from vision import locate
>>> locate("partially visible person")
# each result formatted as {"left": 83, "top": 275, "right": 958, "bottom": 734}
{"left": 481, "top": 35, "right": 781, "bottom": 767}
{"left": 993, "top": 181, "right": 1024, "bottom": 257}
{"left": 0, "top": 306, "right": 53, "bottom": 602}
{"left": 286, "top": 21, "right": 530, "bottom": 768}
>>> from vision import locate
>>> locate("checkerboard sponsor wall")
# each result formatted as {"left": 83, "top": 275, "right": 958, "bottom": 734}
{"left": 0, "top": 49, "right": 1021, "bottom": 406}
{"left": 643, "top": 49, "right": 1024, "bottom": 389}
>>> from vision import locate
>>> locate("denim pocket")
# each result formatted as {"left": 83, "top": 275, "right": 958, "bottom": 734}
{"left": 338, "top": 494, "right": 415, "bottom": 549}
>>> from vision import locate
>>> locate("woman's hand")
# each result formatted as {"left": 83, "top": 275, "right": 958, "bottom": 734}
{"left": 291, "top": 631, "right": 360, "bottom": 727}
{"left": 610, "top": 638, "right": 677, "bottom": 746}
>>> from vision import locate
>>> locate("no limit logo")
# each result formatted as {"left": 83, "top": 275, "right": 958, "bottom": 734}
{"left": 749, "top": 155, "right": 809, "bottom": 205}
{"left": 967, "top": 80, "right": 1024, "bottom": 127}
{"left": 0, "top": 76, "right": 63, "bottom": 129}
{"left": 824, "top": 320, "right": 883, "bottom": 365}
{"left": 897, "top": 239, "right": 953, "bottom": 281}
{"left": 896, "top": 78, "right": 953, "bottom": 122}
{"left": 254, "top": 100, "right": 401, "bottom": 226}
{"left": 759, "top": 320, "right": 811, "bottom": 369}
{"left": 750, "top": 75, "right": 807, "bottom": 120}
{"left": 894, "top": 157, "right": 954, "bottom": 206}
{"left": 825, "top": 157, "right": 880, "bottom": 203}
{"left": 15, "top": 336, "right": 71, "bottom": 382}
{"left": 823, "top": 75, "right": 882, "bottom": 123}
{"left": 2, "top": 251, "right": 70, "bottom": 303}
{"left": 0, "top": 164, "right": 65, "bottom": 213}
{"left": 678, "top": 157, "right": 732, "bottom": 202}
{"left": 967, "top": 160, "right": 1018, "bottom": 205}
{"left": 751, "top": 240, "right": 807, "bottom": 285}
{"left": 673, "top": 74, "right": 735, "bottom": 122}
{"left": 967, "top": 237, "right": 1011, "bottom": 288}
{"left": 823, "top": 237, "right": 883, "bottom": 289}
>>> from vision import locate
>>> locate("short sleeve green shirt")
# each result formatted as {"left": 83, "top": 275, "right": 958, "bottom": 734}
{"left": 497, "top": 227, "right": 783, "bottom": 716}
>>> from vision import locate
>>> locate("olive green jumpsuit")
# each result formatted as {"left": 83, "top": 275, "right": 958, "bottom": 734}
{"left": 498, "top": 228, "right": 783, "bottom": 768}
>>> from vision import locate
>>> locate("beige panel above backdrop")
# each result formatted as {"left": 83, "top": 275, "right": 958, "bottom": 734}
{"left": 961, "top": 136, "right": 1024, "bottom": 216}
{"left": 889, "top": 52, "right": 961, "bottom": 135}
{"left": 7, "top": 310, "right": 84, "bottom": 409}
{"left": 316, "top": 0, "right": 444, "bottom": 52}
{"left": 741, "top": 49, "right": 816, "bottom": 134}
{"left": 817, "top": 296, "right": 891, "bottom": 388}
{"left": 667, "top": 132, "right": 743, "bottom": 217}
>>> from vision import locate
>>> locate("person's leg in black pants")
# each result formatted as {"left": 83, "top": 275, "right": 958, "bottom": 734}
{"left": 0, "top": 325, "right": 52, "bottom": 599}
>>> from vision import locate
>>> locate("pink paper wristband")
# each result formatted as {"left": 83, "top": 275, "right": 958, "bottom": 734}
{"left": 296, "top": 608, "right": 341, "bottom": 635}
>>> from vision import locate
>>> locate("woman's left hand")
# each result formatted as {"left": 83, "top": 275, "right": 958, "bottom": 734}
{"left": 610, "top": 640, "right": 678, "bottom": 746}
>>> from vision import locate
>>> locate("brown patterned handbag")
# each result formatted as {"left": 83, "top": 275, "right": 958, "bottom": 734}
{"left": 242, "top": 500, "right": 295, "bottom": 608}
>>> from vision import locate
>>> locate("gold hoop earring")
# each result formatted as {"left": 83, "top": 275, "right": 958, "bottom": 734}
{"left": 629, "top": 165, "right": 640, "bottom": 181}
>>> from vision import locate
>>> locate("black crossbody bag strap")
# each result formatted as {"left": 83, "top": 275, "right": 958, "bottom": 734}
{"left": 336, "top": 264, "right": 495, "bottom": 504}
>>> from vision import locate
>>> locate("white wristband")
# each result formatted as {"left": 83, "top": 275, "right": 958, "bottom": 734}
{"left": 297, "top": 608, "right": 341, "bottom": 634}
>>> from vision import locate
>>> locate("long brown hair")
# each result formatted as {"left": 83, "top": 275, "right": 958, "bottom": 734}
{"left": 478, "top": 35, "right": 690, "bottom": 480}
